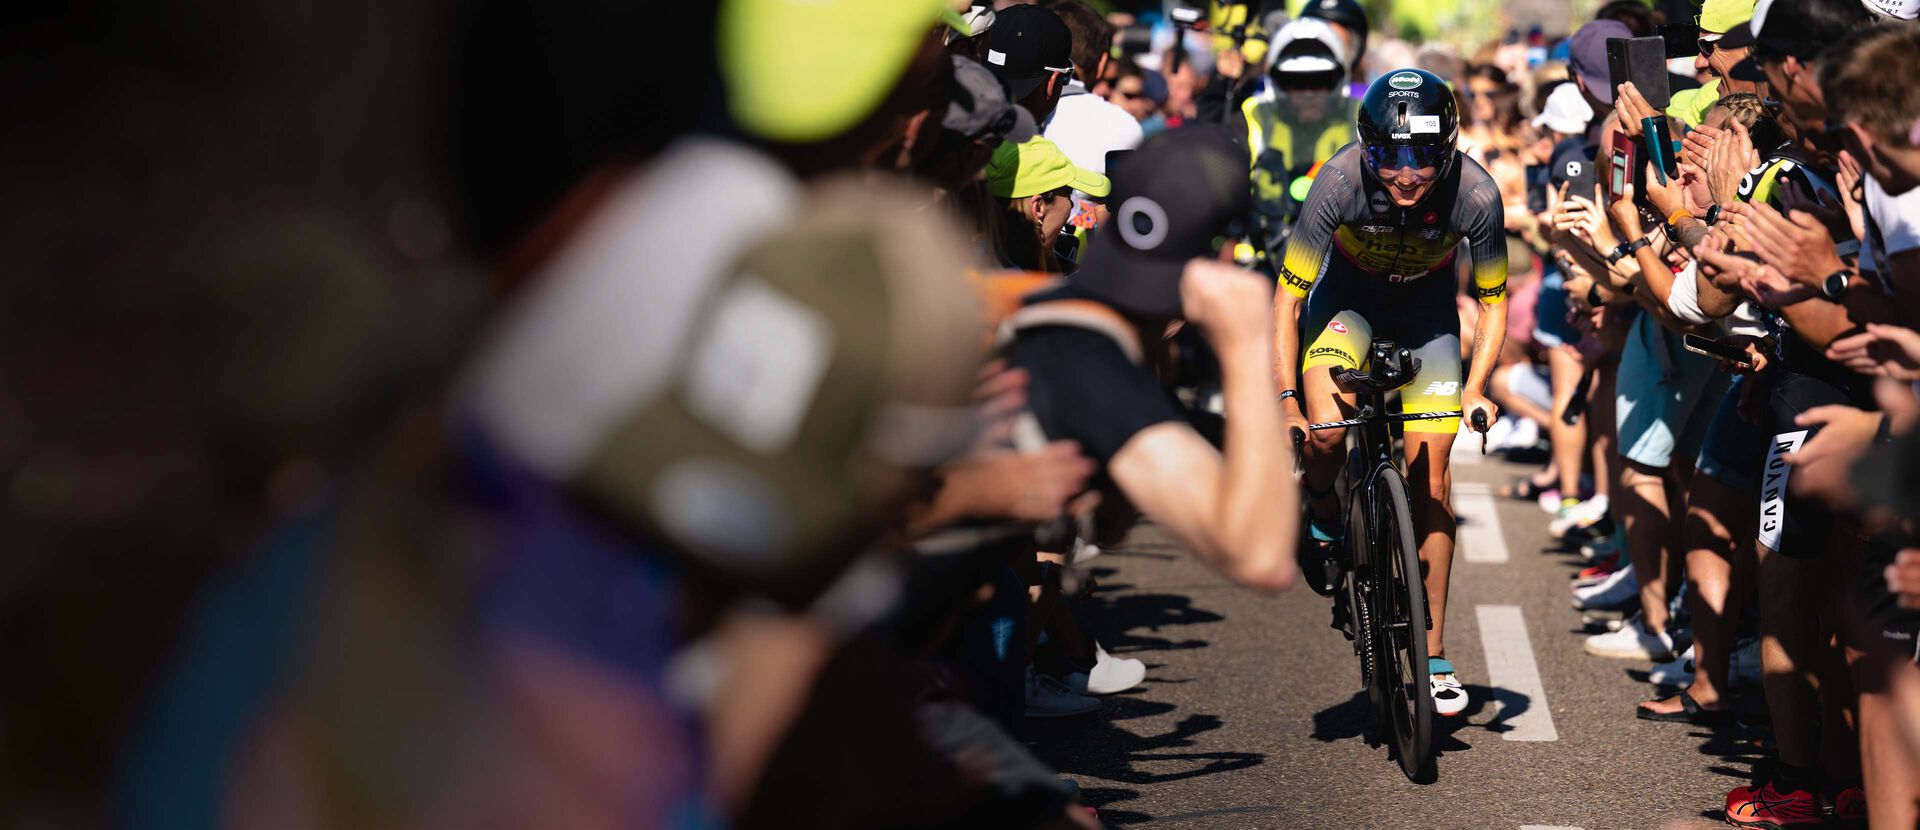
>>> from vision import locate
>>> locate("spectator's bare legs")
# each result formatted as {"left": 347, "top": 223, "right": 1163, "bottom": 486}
{"left": 1491, "top": 362, "right": 1554, "bottom": 428}
{"left": 1643, "top": 473, "right": 1753, "bottom": 715}
{"left": 1403, "top": 435, "right": 1457, "bottom": 658}
{"left": 1548, "top": 347, "right": 1588, "bottom": 499}
{"left": 1618, "top": 460, "right": 1674, "bottom": 635}
{"left": 1757, "top": 543, "right": 1831, "bottom": 777}
{"left": 1589, "top": 363, "right": 1616, "bottom": 506}
{"left": 1855, "top": 653, "right": 1920, "bottom": 828}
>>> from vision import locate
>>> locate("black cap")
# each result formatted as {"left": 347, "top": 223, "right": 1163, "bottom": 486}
{"left": 1718, "top": 20, "right": 1756, "bottom": 49}
{"left": 1068, "top": 124, "right": 1250, "bottom": 318}
{"left": 984, "top": 5, "right": 1074, "bottom": 101}
{"left": 1750, "top": 0, "right": 1871, "bottom": 62}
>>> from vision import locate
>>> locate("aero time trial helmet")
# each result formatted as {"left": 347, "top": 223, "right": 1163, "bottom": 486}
{"left": 1355, "top": 68, "right": 1458, "bottom": 187}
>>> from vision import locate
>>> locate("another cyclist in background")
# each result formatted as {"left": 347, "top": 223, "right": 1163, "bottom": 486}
{"left": 1274, "top": 68, "right": 1507, "bottom": 719}
{"left": 1237, "top": 17, "right": 1358, "bottom": 269}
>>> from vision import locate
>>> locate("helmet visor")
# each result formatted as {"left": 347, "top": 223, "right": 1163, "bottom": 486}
{"left": 1362, "top": 143, "right": 1449, "bottom": 181}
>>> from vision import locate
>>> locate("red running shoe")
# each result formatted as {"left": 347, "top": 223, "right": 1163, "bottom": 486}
{"left": 1725, "top": 780, "right": 1823, "bottom": 829}
{"left": 1825, "top": 785, "right": 1866, "bottom": 825}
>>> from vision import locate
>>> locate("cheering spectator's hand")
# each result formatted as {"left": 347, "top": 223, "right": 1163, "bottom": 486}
{"left": 1745, "top": 203, "right": 1847, "bottom": 289}
{"left": 1555, "top": 189, "right": 1616, "bottom": 251}
{"left": 1826, "top": 323, "right": 1920, "bottom": 381}
{"left": 1836, "top": 151, "right": 1868, "bottom": 244}
{"left": 1180, "top": 259, "right": 1273, "bottom": 352}
{"left": 1742, "top": 266, "right": 1817, "bottom": 309}
{"left": 1678, "top": 160, "right": 1713, "bottom": 215}
{"left": 1706, "top": 120, "right": 1758, "bottom": 206}
{"left": 1641, "top": 163, "right": 1689, "bottom": 220}
{"left": 1681, "top": 123, "right": 1720, "bottom": 170}
{"left": 1613, "top": 83, "right": 1658, "bottom": 139}
{"left": 1606, "top": 184, "right": 1645, "bottom": 240}
{"left": 1888, "top": 549, "right": 1920, "bottom": 610}
{"left": 1216, "top": 46, "right": 1246, "bottom": 80}
{"left": 1784, "top": 404, "right": 1881, "bottom": 511}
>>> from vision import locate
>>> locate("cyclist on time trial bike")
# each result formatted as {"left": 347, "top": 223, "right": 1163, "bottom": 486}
{"left": 1272, "top": 67, "right": 1507, "bottom": 718}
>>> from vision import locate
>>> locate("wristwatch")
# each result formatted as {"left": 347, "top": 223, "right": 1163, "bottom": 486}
{"left": 1606, "top": 237, "right": 1651, "bottom": 264}
{"left": 1278, "top": 389, "right": 1300, "bottom": 403}
{"left": 1821, "top": 268, "right": 1854, "bottom": 301}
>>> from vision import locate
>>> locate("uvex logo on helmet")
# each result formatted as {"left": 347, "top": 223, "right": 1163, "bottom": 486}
{"left": 1388, "top": 72, "right": 1422, "bottom": 90}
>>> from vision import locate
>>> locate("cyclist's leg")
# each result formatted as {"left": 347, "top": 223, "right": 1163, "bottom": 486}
{"left": 1297, "top": 273, "right": 1371, "bottom": 526}
{"left": 1394, "top": 297, "right": 1464, "bottom": 663}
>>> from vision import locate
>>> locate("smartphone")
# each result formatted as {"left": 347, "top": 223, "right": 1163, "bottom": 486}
{"left": 1526, "top": 163, "right": 1550, "bottom": 214}
{"left": 1682, "top": 333, "right": 1754, "bottom": 368}
{"left": 1641, "top": 116, "right": 1675, "bottom": 185}
{"left": 1566, "top": 158, "right": 1597, "bottom": 200}
{"left": 1606, "top": 36, "right": 1672, "bottom": 110}
{"left": 1607, "top": 132, "right": 1635, "bottom": 203}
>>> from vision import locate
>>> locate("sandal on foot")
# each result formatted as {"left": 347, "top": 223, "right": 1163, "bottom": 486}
{"left": 1635, "top": 689, "right": 1731, "bottom": 725}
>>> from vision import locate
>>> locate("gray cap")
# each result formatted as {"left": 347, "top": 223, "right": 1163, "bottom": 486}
{"left": 945, "top": 55, "right": 1038, "bottom": 142}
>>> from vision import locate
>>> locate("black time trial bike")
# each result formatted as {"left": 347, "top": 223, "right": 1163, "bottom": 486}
{"left": 1291, "top": 337, "right": 1483, "bottom": 781}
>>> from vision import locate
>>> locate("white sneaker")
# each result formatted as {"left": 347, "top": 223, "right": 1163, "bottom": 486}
{"left": 1494, "top": 417, "right": 1540, "bottom": 452}
{"left": 1584, "top": 613, "right": 1676, "bottom": 660}
{"left": 1572, "top": 563, "right": 1637, "bottom": 610}
{"left": 1649, "top": 645, "right": 1696, "bottom": 686}
{"left": 1431, "top": 673, "right": 1469, "bottom": 716}
{"left": 1067, "top": 644, "right": 1146, "bottom": 695}
{"left": 1025, "top": 667, "right": 1100, "bottom": 718}
{"left": 1481, "top": 416, "right": 1516, "bottom": 450}
{"left": 1549, "top": 495, "right": 1610, "bottom": 538}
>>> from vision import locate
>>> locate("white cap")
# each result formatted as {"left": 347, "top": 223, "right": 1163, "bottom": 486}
{"left": 1266, "top": 18, "right": 1349, "bottom": 75}
{"left": 1531, "top": 82, "right": 1595, "bottom": 136}
{"left": 1861, "top": 0, "right": 1920, "bottom": 19}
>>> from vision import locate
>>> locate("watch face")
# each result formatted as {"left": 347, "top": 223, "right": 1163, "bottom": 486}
{"left": 1825, "top": 271, "right": 1849, "bottom": 299}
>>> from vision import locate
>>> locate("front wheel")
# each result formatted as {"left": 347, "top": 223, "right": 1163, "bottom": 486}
{"left": 1370, "top": 467, "right": 1435, "bottom": 782}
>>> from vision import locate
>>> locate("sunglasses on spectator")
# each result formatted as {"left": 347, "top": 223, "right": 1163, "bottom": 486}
{"left": 1697, "top": 35, "right": 1720, "bottom": 58}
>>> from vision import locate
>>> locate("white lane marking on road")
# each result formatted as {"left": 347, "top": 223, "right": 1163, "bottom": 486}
{"left": 1453, "top": 481, "right": 1509, "bottom": 564}
{"left": 1519, "top": 825, "right": 1584, "bottom": 830}
{"left": 1476, "top": 604, "right": 1559, "bottom": 741}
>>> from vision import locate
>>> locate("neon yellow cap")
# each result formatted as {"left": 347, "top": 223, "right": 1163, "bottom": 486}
{"left": 1699, "top": 0, "right": 1757, "bottom": 34}
{"left": 1666, "top": 81, "right": 1720, "bottom": 127}
{"left": 985, "top": 138, "right": 1112, "bottom": 199}
{"left": 720, "top": 0, "right": 954, "bottom": 143}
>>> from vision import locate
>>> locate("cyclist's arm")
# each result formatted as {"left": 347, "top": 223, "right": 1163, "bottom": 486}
{"left": 1462, "top": 181, "right": 1510, "bottom": 403}
{"left": 1271, "top": 161, "right": 1354, "bottom": 394}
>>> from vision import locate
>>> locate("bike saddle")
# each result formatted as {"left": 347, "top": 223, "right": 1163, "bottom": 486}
{"left": 1331, "top": 340, "right": 1421, "bottom": 396}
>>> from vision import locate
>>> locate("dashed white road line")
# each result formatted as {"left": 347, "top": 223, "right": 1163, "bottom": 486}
{"left": 1476, "top": 604, "right": 1559, "bottom": 742}
{"left": 1453, "top": 481, "right": 1510, "bottom": 564}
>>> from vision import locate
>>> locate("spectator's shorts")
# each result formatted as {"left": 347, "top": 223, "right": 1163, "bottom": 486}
{"left": 1856, "top": 534, "right": 1920, "bottom": 665}
{"left": 1615, "top": 312, "right": 1724, "bottom": 469}
{"left": 1532, "top": 266, "right": 1581, "bottom": 349}
{"left": 1758, "top": 371, "right": 1871, "bottom": 558}
{"left": 1300, "top": 258, "right": 1462, "bottom": 435}
{"left": 1695, "top": 375, "right": 1767, "bottom": 493}
{"left": 1504, "top": 363, "right": 1554, "bottom": 414}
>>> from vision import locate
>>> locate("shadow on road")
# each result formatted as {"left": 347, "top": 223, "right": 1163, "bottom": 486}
{"left": 1038, "top": 579, "right": 1264, "bottom": 823}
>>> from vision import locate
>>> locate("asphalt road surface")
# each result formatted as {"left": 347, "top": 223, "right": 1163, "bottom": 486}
{"left": 1033, "top": 448, "right": 1765, "bottom": 830}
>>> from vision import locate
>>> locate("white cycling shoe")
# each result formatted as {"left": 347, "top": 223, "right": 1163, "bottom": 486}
{"left": 1429, "top": 657, "right": 1468, "bottom": 717}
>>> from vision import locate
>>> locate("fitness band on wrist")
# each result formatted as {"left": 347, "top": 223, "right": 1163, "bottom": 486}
{"left": 1667, "top": 209, "right": 1693, "bottom": 228}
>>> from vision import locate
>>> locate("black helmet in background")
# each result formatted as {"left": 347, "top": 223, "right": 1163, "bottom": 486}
{"left": 1298, "top": 0, "right": 1368, "bottom": 71}
{"left": 1355, "top": 68, "right": 1459, "bottom": 189}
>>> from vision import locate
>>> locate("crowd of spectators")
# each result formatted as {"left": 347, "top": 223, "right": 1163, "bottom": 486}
{"left": 7, "top": 0, "right": 1920, "bottom": 828}
{"left": 1455, "top": 0, "right": 1920, "bottom": 825}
